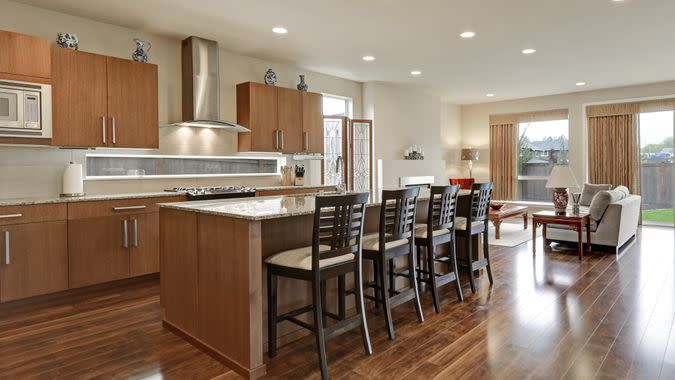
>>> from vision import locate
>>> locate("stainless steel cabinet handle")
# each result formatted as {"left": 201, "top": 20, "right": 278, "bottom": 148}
{"left": 112, "top": 205, "right": 146, "bottom": 211}
{"left": 274, "top": 130, "right": 279, "bottom": 150}
{"left": 132, "top": 218, "right": 139, "bottom": 248}
{"left": 4, "top": 231, "right": 9, "bottom": 265}
{"left": 304, "top": 131, "right": 309, "bottom": 151}
{"left": 122, "top": 219, "right": 129, "bottom": 248}
{"left": 0, "top": 214, "right": 22, "bottom": 219}
{"left": 102, "top": 116, "right": 107, "bottom": 144}
{"left": 112, "top": 116, "right": 117, "bottom": 144}
{"left": 280, "top": 130, "right": 285, "bottom": 150}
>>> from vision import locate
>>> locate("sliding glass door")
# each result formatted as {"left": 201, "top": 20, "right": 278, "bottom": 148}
{"left": 639, "top": 111, "right": 674, "bottom": 226}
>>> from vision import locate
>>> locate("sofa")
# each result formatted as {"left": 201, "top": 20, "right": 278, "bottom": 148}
{"left": 547, "top": 184, "right": 641, "bottom": 254}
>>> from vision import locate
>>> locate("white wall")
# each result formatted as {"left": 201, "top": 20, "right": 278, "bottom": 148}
{"left": 461, "top": 80, "right": 675, "bottom": 184}
{"left": 0, "top": 0, "right": 363, "bottom": 197}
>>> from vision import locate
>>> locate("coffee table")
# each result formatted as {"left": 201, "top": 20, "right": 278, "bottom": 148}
{"left": 489, "top": 205, "right": 528, "bottom": 239}
{"left": 532, "top": 210, "right": 591, "bottom": 260}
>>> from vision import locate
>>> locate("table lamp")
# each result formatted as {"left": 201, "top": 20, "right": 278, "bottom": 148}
{"left": 461, "top": 148, "right": 480, "bottom": 178}
{"left": 545, "top": 165, "right": 579, "bottom": 214}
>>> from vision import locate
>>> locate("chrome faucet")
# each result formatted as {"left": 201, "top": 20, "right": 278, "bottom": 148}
{"left": 335, "top": 156, "right": 346, "bottom": 193}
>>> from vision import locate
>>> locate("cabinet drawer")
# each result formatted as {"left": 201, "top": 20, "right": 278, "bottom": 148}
{"left": 0, "top": 203, "right": 67, "bottom": 226}
{"left": 68, "top": 196, "right": 184, "bottom": 220}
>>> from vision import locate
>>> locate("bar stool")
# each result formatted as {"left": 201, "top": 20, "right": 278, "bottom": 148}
{"left": 414, "top": 185, "right": 463, "bottom": 314}
{"left": 455, "top": 182, "right": 495, "bottom": 293}
{"left": 361, "top": 187, "right": 424, "bottom": 340}
{"left": 266, "top": 192, "right": 371, "bottom": 380}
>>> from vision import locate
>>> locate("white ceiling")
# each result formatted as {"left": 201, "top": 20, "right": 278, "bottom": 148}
{"left": 14, "top": 0, "right": 675, "bottom": 104}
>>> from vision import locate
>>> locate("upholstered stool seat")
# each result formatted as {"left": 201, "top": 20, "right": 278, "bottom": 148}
{"left": 454, "top": 217, "right": 484, "bottom": 231}
{"left": 265, "top": 245, "right": 352, "bottom": 270}
{"left": 414, "top": 225, "right": 450, "bottom": 239}
{"left": 362, "top": 233, "right": 409, "bottom": 251}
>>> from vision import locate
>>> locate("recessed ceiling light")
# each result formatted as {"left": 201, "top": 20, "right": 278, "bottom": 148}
{"left": 486, "top": 93, "right": 495, "bottom": 97}
{"left": 576, "top": 82, "right": 587, "bottom": 86}
{"left": 410, "top": 70, "right": 422, "bottom": 76}
{"left": 362, "top": 55, "right": 375, "bottom": 62}
{"left": 522, "top": 48, "right": 536, "bottom": 55}
{"left": 460, "top": 31, "right": 476, "bottom": 39}
{"left": 272, "top": 27, "right": 288, "bottom": 34}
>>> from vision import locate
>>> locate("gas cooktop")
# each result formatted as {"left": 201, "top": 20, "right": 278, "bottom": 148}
{"left": 168, "top": 186, "right": 256, "bottom": 200}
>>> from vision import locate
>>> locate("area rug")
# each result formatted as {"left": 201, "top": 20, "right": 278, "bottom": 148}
{"left": 488, "top": 221, "right": 542, "bottom": 247}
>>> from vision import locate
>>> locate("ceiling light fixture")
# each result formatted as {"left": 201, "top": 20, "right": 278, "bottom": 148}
{"left": 460, "top": 31, "right": 476, "bottom": 39}
{"left": 576, "top": 82, "right": 587, "bottom": 86}
{"left": 410, "top": 70, "right": 422, "bottom": 76}
{"left": 272, "top": 26, "right": 288, "bottom": 34}
{"left": 362, "top": 55, "right": 375, "bottom": 61}
{"left": 486, "top": 93, "right": 495, "bottom": 97}
{"left": 522, "top": 48, "right": 536, "bottom": 55}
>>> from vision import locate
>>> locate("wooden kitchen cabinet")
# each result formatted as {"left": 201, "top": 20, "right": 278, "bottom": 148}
{"left": 51, "top": 48, "right": 108, "bottom": 147}
{"left": 106, "top": 57, "right": 159, "bottom": 148}
{"left": 68, "top": 215, "right": 131, "bottom": 288}
{"left": 302, "top": 91, "right": 324, "bottom": 153}
{"left": 129, "top": 212, "right": 160, "bottom": 276}
{"left": 237, "top": 82, "right": 278, "bottom": 152}
{"left": 0, "top": 221, "right": 68, "bottom": 302}
{"left": 0, "top": 30, "right": 51, "bottom": 79}
{"left": 51, "top": 49, "right": 158, "bottom": 148}
{"left": 276, "top": 87, "right": 303, "bottom": 153}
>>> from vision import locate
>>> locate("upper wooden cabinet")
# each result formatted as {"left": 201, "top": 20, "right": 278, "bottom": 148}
{"left": 302, "top": 92, "right": 324, "bottom": 154}
{"left": 106, "top": 57, "right": 159, "bottom": 148}
{"left": 277, "top": 87, "right": 303, "bottom": 153}
{"left": 51, "top": 48, "right": 108, "bottom": 147}
{"left": 0, "top": 30, "right": 51, "bottom": 80}
{"left": 237, "top": 82, "right": 323, "bottom": 153}
{"left": 51, "top": 48, "right": 158, "bottom": 148}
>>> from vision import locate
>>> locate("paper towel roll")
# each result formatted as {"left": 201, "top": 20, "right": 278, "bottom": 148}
{"left": 62, "top": 163, "right": 84, "bottom": 197}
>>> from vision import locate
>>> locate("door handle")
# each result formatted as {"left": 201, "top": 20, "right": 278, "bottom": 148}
{"left": 274, "top": 130, "right": 279, "bottom": 150}
{"left": 280, "top": 130, "right": 285, "bottom": 150}
{"left": 113, "top": 205, "right": 146, "bottom": 211}
{"left": 4, "top": 231, "right": 9, "bottom": 265}
{"left": 132, "top": 218, "right": 139, "bottom": 248}
{"left": 111, "top": 116, "right": 117, "bottom": 144}
{"left": 0, "top": 214, "right": 22, "bottom": 219}
{"left": 122, "top": 219, "right": 129, "bottom": 248}
{"left": 304, "top": 131, "right": 309, "bottom": 151}
{"left": 102, "top": 116, "right": 107, "bottom": 144}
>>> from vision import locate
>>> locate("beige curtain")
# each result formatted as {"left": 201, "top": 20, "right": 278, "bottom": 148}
{"left": 489, "top": 108, "right": 568, "bottom": 125}
{"left": 587, "top": 114, "right": 641, "bottom": 195}
{"left": 490, "top": 123, "right": 517, "bottom": 200}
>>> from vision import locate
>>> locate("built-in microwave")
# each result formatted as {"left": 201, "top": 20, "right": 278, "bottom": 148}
{"left": 0, "top": 80, "right": 52, "bottom": 139}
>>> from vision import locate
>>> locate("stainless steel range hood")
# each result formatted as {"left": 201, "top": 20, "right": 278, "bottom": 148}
{"left": 166, "top": 36, "right": 250, "bottom": 132}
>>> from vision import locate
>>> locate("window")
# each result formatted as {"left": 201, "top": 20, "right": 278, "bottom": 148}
{"left": 322, "top": 94, "right": 353, "bottom": 118}
{"left": 639, "top": 111, "right": 674, "bottom": 225}
{"left": 517, "top": 119, "right": 569, "bottom": 201}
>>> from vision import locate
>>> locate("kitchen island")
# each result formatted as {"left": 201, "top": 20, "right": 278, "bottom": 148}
{"left": 158, "top": 191, "right": 476, "bottom": 379}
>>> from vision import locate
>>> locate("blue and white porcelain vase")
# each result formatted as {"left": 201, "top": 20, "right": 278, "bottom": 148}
{"left": 296, "top": 75, "right": 308, "bottom": 91}
{"left": 264, "top": 69, "right": 278, "bottom": 85}
{"left": 56, "top": 33, "right": 79, "bottom": 50}
{"left": 132, "top": 39, "right": 151, "bottom": 63}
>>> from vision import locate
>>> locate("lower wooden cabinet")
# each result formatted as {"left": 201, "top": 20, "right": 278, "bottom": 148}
{"left": 130, "top": 212, "right": 159, "bottom": 276}
{"left": 0, "top": 221, "right": 68, "bottom": 302}
{"left": 68, "top": 215, "right": 131, "bottom": 288}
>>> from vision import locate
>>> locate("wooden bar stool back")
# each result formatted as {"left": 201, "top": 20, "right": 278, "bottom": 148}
{"left": 455, "top": 182, "right": 495, "bottom": 293}
{"left": 414, "top": 184, "right": 462, "bottom": 313}
{"left": 361, "top": 187, "right": 424, "bottom": 340}
{"left": 266, "top": 192, "right": 372, "bottom": 380}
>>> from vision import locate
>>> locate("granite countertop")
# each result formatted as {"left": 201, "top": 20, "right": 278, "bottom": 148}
{"left": 255, "top": 184, "right": 336, "bottom": 191}
{"left": 0, "top": 192, "right": 183, "bottom": 207}
{"left": 158, "top": 189, "right": 469, "bottom": 221}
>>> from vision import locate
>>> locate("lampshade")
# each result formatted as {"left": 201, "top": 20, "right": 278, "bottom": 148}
{"left": 461, "top": 148, "right": 479, "bottom": 161}
{"left": 545, "top": 165, "right": 579, "bottom": 189}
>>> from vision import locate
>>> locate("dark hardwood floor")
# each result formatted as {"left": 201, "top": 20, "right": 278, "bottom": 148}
{"left": 1, "top": 226, "right": 674, "bottom": 379}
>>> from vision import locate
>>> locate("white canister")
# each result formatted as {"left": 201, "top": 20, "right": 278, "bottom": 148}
{"left": 61, "top": 162, "right": 84, "bottom": 197}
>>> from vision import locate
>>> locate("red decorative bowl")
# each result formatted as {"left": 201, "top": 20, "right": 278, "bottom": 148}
{"left": 490, "top": 203, "right": 504, "bottom": 210}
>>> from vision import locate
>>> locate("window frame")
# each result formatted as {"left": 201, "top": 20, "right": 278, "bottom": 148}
{"left": 322, "top": 93, "right": 353, "bottom": 118}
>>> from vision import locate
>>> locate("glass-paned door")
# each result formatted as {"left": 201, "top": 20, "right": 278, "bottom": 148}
{"left": 350, "top": 120, "right": 373, "bottom": 193}
{"left": 323, "top": 117, "right": 348, "bottom": 187}
{"left": 639, "top": 111, "right": 674, "bottom": 226}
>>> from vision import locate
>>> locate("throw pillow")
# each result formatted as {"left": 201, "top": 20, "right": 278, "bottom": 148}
{"left": 589, "top": 189, "right": 623, "bottom": 221}
{"left": 614, "top": 185, "right": 630, "bottom": 198}
{"left": 580, "top": 183, "right": 612, "bottom": 206}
